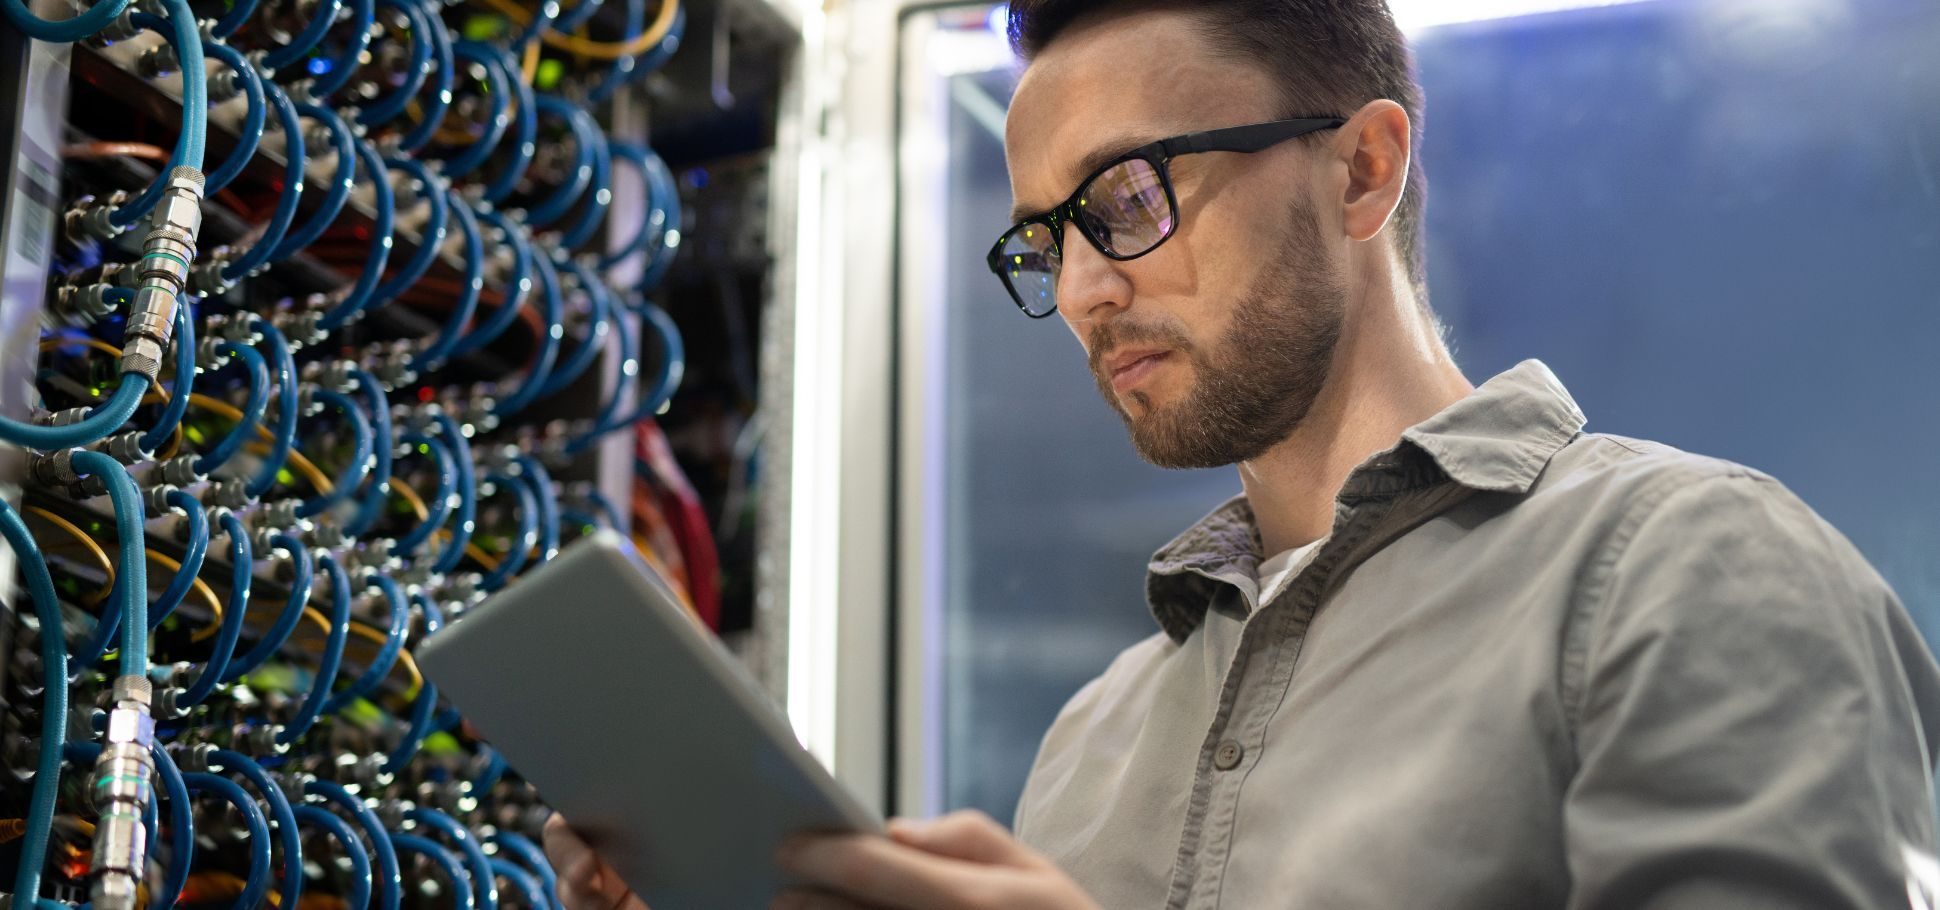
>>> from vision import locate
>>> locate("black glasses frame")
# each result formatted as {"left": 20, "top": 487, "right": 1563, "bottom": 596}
{"left": 987, "top": 116, "right": 1348, "bottom": 318}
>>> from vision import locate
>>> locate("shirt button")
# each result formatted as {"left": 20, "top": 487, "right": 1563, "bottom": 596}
{"left": 1213, "top": 739, "right": 1244, "bottom": 771}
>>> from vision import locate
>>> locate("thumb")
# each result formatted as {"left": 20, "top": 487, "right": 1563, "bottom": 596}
{"left": 888, "top": 811, "right": 1035, "bottom": 867}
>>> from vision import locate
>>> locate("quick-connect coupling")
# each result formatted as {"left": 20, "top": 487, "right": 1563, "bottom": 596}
{"left": 89, "top": 675, "right": 157, "bottom": 910}
{"left": 122, "top": 167, "right": 206, "bottom": 384}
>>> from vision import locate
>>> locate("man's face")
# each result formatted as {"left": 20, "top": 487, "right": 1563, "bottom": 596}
{"left": 1004, "top": 9, "right": 1349, "bottom": 469}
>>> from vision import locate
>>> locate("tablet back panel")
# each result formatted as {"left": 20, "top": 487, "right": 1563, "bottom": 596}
{"left": 417, "top": 531, "right": 881, "bottom": 908}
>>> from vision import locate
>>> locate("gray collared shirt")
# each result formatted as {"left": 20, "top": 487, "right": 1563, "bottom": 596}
{"left": 1013, "top": 360, "right": 1940, "bottom": 909}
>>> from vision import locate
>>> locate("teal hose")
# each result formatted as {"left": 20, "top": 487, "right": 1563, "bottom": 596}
{"left": 0, "top": 497, "right": 69, "bottom": 906}
{"left": 73, "top": 449, "right": 149, "bottom": 675}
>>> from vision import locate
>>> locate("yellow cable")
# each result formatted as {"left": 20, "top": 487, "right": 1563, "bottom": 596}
{"left": 24, "top": 506, "right": 115, "bottom": 606}
{"left": 38, "top": 337, "right": 127, "bottom": 359}
{"left": 522, "top": 37, "right": 541, "bottom": 85}
{"left": 165, "top": 391, "right": 334, "bottom": 494}
{"left": 476, "top": 0, "right": 679, "bottom": 59}
{"left": 391, "top": 476, "right": 431, "bottom": 521}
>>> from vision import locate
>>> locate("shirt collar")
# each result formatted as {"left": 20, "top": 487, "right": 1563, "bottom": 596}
{"left": 1144, "top": 359, "right": 1587, "bottom": 641}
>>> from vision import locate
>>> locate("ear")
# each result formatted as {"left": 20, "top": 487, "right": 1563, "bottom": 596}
{"left": 1333, "top": 99, "right": 1413, "bottom": 244}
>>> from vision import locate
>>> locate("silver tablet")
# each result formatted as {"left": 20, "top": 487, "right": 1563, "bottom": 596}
{"left": 416, "top": 531, "right": 883, "bottom": 908}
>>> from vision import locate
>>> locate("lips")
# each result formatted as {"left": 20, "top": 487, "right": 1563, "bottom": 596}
{"left": 1105, "top": 348, "right": 1172, "bottom": 394}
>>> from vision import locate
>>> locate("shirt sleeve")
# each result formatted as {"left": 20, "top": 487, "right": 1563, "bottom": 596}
{"left": 1563, "top": 472, "right": 1940, "bottom": 910}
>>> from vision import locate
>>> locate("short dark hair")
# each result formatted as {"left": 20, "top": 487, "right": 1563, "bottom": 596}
{"left": 1008, "top": 0, "right": 1429, "bottom": 296}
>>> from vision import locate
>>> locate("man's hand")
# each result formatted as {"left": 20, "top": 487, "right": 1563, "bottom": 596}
{"left": 773, "top": 810, "right": 1101, "bottom": 910}
{"left": 543, "top": 814, "right": 650, "bottom": 910}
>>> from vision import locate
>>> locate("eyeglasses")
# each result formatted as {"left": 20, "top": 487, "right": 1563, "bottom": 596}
{"left": 986, "top": 117, "right": 1347, "bottom": 318}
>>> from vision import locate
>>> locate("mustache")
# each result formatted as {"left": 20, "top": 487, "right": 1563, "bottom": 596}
{"left": 1086, "top": 318, "right": 1195, "bottom": 377}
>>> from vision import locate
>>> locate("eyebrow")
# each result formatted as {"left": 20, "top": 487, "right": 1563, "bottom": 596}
{"left": 1008, "top": 133, "right": 1159, "bottom": 223}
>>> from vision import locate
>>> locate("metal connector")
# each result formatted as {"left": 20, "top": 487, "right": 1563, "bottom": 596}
{"left": 89, "top": 676, "right": 156, "bottom": 910}
{"left": 54, "top": 283, "right": 122, "bottom": 326}
{"left": 158, "top": 455, "right": 206, "bottom": 488}
{"left": 97, "top": 432, "right": 150, "bottom": 465}
{"left": 29, "top": 449, "right": 81, "bottom": 488}
{"left": 123, "top": 168, "right": 206, "bottom": 383}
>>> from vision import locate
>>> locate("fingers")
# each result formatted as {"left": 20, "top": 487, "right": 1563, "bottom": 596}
{"left": 779, "top": 832, "right": 1002, "bottom": 910}
{"left": 886, "top": 811, "right": 1036, "bottom": 867}
{"left": 543, "top": 814, "right": 648, "bottom": 910}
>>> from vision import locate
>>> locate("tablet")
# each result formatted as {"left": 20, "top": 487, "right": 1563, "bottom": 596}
{"left": 416, "top": 531, "right": 883, "bottom": 908}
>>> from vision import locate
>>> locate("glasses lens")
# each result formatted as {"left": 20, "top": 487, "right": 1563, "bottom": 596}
{"left": 998, "top": 222, "right": 1062, "bottom": 317}
{"left": 1075, "top": 158, "right": 1174, "bottom": 258}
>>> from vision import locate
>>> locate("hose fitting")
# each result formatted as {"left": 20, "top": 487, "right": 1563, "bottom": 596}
{"left": 123, "top": 167, "right": 206, "bottom": 383}
{"left": 89, "top": 676, "right": 157, "bottom": 910}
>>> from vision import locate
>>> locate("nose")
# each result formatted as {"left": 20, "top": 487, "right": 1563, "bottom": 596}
{"left": 1054, "top": 220, "right": 1132, "bottom": 329}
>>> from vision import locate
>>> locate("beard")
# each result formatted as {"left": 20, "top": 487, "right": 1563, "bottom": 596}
{"left": 1088, "top": 201, "right": 1346, "bottom": 470}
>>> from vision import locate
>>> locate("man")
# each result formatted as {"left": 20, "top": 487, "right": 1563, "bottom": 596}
{"left": 546, "top": 0, "right": 1940, "bottom": 906}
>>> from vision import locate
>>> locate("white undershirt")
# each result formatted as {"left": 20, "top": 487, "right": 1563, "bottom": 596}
{"left": 1256, "top": 537, "right": 1328, "bottom": 608}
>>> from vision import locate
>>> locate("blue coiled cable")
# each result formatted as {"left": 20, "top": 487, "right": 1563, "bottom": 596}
{"left": 209, "top": 750, "right": 302, "bottom": 910}
{"left": 449, "top": 208, "right": 533, "bottom": 356}
{"left": 0, "top": 0, "right": 132, "bottom": 42}
{"left": 373, "top": 157, "right": 449, "bottom": 307}
{"left": 565, "top": 302, "right": 684, "bottom": 454}
{"left": 412, "top": 590, "right": 445, "bottom": 635}
{"left": 490, "top": 252, "right": 563, "bottom": 417}
{"left": 510, "top": 0, "right": 560, "bottom": 46}
{"left": 201, "top": 42, "right": 265, "bottom": 195}
{"left": 512, "top": 453, "right": 559, "bottom": 564}
{"left": 148, "top": 488, "right": 209, "bottom": 627}
{"left": 152, "top": 745, "right": 193, "bottom": 910}
{"left": 268, "top": 102, "right": 357, "bottom": 262}
{"left": 587, "top": 489, "right": 625, "bottom": 530}
{"left": 222, "top": 79, "right": 307, "bottom": 281}
{"left": 477, "top": 471, "right": 537, "bottom": 591}
{"left": 428, "top": 411, "right": 476, "bottom": 573}
{"left": 470, "top": 745, "right": 507, "bottom": 793}
{"left": 556, "top": 129, "right": 612, "bottom": 251}
{"left": 65, "top": 451, "right": 148, "bottom": 673}
{"left": 138, "top": 302, "right": 194, "bottom": 453}
{"left": 306, "top": 780, "right": 402, "bottom": 910}
{"left": 191, "top": 342, "right": 270, "bottom": 474}
{"left": 390, "top": 834, "right": 475, "bottom": 910}
{"left": 308, "top": 0, "right": 374, "bottom": 97}
{"left": 0, "top": 372, "right": 151, "bottom": 451}
{"left": 599, "top": 143, "right": 663, "bottom": 269}
{"left": 345, "top": 368, "right": 395, "bottom": 536}
{"left": 485, "top": 832, "right": 563, "bottom": 910}
{"left": 637, "top": 150, "right": 683, "bottom": 289}
{"left": 246, "top": 319, "right": 299, "bottom": 498}
{"left": 383, "top": 681, "right": 438, "bottom": 773}
{"left": 178, "top": 511, "right": 252, "bottom": 707}
{"left": 182, "top": 772, "right": 271, "bottom": 910}
{"left": 324, "top": 573, "right": 408, "bottom": 711}
{"left": 404, "top": 808, "right": 499, "bottom": 910}
{"left": 296, "top": 387, "right": 376, "bottom": 517}
{"left": 523, "top": 97, "right": 598, "bottom": 226}
{"left": 263, "top": 0, "right": 343, "bottom": 69}
{"left": 533, "top": 258, "right": 611, "bottom": 399}
{"left": 212, "top": 0, "right": 258, "bottom": 39}
{"left": 440, "top": 41, "right": 514, "bottom": 179}
{"left": 481, "top": 45, "right": 538, "bottom": 204}
{"left": 110, "top": 1, "right": 208, "bottom": 226}
{"left": 1, "top": 497, "right": 67, "bottom": 907}
{"left": 490, "top": 858, "right": 547, "bottom": 910}
{"left": 414, "top": 191, "right": 483, "bottom": 370}
{"left": 396, "top": 0, "right": 454, "bottom": 154}
{"left": 319, "top": 137, "right": 398, "bottom": 330}
{"left": 293, "top": 805, "right": 374, "bottom": 910}
{"left": 277, "top": 552, "right": 350, "bottom": 743}
{"left": 358, "top": 0, "right": 433, "bottom": 126}
{"left": 587, "top": 2, "right": 682, "bottom": 105}
{"left": 390, "top": 432, "right": 456, "bottom": 554}
{"left": 552, "top": 0, "right": 604, "bottom": 32}
{"left": 223, "top": 532, "right": 312, "bottom": 681}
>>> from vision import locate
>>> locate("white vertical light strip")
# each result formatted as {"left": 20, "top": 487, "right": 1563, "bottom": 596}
{"left": 1388, "top": 0, "right": 1662, "bottom": 31}
{"left": 786, "top": 1, "right": 841, "bottom": 770}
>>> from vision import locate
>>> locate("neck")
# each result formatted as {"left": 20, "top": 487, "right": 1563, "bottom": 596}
{"left": 1238, "top": 259, "right": 1472, "bottom": 556}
